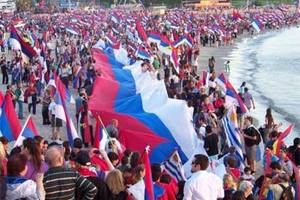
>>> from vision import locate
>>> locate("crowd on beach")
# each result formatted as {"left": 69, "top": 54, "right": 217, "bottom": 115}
{"left": 0, "top": 4, "right": 299, "bottom": 200}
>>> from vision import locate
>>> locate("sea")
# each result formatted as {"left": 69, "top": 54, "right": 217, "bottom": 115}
{"left": 226, "top": 26, "right": 300, "bottom": 145}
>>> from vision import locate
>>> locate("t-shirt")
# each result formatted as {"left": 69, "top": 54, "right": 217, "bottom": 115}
{"left": 204, "top": 133, "right": 219, "bottom": 156}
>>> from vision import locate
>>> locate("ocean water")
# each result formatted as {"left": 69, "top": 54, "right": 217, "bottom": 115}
{"left": 226, "top": 27, "right": 300, "bottom": 145}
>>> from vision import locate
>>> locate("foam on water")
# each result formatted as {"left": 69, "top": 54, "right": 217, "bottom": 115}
{"left": 224, "top": 27, "right": 300, "bottom": 145}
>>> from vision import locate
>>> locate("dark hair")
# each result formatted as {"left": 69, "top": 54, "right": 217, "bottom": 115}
{"left": 73, "top": 138, "right": 83, "bottom": 149}
{"left": 244, "top": 166, "right": 252, "bottom": 173}
{"left": 130, "top": 152, "right": 141, "bottom": 169}
{"left": 270, "top": 161, "right": 282, "bottom": 170}
{"left": 124, "top": 149, "right": 132, "bottom": 158}
{"left": 34, "top": 135, "right": 44, "bottom": 146}
{"left": 107, "top": 152, "right": 118, "bottom": 162}
{"left": 7, "top": 153, "right": 28, "bottom": 176}
{"left": 245, "top": 116, "right": 253, "bottom": 124}
{"left": 194, "top": 154, "right": 209, "bottom": 170}
{"left": 160, "top": 174, "right": 171, "bottom": 184}
{"left": 121, "top": 156, "right": 129, "bottom": 166}
{"left": 9, "top": 147, "right": 21, "bottom": 157}
{"left": 23, "top": 138, "right": 42, "bottom": 170}
{"left": 0, "top": 136, "right": 8, "bottom": 145}
{"left": 232, "top": 191, "right": 246, "bottom": 200}
{"left": 226, "top": 157, "right": 237, "bottom": 168}
{"left": 151, "top": 163, "right": 162, "bottom": 182}
{"left": 63, "top": 141, "right": 71, "bottom": 161}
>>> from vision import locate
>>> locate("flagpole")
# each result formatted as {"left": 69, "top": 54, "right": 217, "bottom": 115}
{"left": 14, "top": 114, "right": 31, "bottom": 147}
{"left": 97, "top": 114, "right": 111, "bottom": 140}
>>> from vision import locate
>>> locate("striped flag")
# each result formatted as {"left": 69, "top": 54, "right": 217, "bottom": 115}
{"left": 273, "top": 124, "right": 294, "bottom": 156}
{"left": 161, "top": 149, "right": 186, "bottom": 183}
{"left": 93, "top": 117, "right": 108, "bottom": 150}
{"left": 55, "top": 77, "right": 78, "bottom": 146}
{"left": 14, "top": 115, "right": 38, "bottom": 147}
{"left": 221, "top": 105, "right": 244, "bottom": 165}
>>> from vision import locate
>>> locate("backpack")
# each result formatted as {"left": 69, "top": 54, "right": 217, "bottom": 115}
{"left": 279, "top": 184, "right": 294, "bottom": 200}
{"left": 253, "top": 128, "right": 261, "bottom": 145}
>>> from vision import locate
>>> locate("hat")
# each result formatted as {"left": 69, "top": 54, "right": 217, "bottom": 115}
{"left": 75, "top": 150, "right": 91, "bottom": 166}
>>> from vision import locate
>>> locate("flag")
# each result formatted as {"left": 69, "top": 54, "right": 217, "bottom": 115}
{"left": 158, "top": 37, "right": 172, "bottom": 56}
{"left": 136, "top": 47, "right": 151, "bottom": 60}
{"left": 111, "top": 13, "right": 121, "bottom": 24}
{"left": 201, "top": 70, "right": 209, "bottom": 87}
{"left": 221, "top": 105, "right": 244, "bottom": 165}
{"left": 273, "top": 124, "right": 294, "bottom": 156}
{"left": 161, "top": 149, "right": 186, "bottom": 183}
{"left": 89, "top": 50, "right": 197, "bottom": 163}
{"left": 136, "top": 21, "right": 149, "bottom": 46}
{"left": 170, "top": 48, "right": 180, "bottom": 73}
{"left": 218, "top": 73, "right": 247, "bottom": 114}
{"left": 173, "top": 36, "right": 193, "bottom": 48}
{"left": 119, "top": 129, "right": 167, "bottom": 155}
{"left": 72, "top": 66, "right": 83, "bottom": 89}
{"left": 55, "top": 77, "right": 78, "bottom": 146}
{"left": 0, "top": 93, "right": 22, "bottom": 141}
{"left": 258, "top": 150, "right": 272, "bottom": 199}
{"left": 251, "top": 17, "right": 263, "bottom": 33}
{"left": 147, "top": 31, "right": 161, "bottom": 44}
{"left": 66, "top": 26, "right": 79, "bottom": 35}
{"left": 142, "top": 146, "right": 155, "bottom": 200}
{"left": 10, "top": 25, "right": 37, "bottom": 60}
{"left": 93, "top": 117, "right": 108, "bottom": 150}
{"left": 14, "top": 115, "right": 38, "bottom": 147}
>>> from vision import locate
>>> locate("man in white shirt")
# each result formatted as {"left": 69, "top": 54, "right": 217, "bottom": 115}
{"left": 183, "top": 154, "right": 224, "bottom": 200}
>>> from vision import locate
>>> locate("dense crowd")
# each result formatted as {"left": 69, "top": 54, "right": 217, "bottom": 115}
{"left": 0, "top": 4, "right": 299, "bottom": 200}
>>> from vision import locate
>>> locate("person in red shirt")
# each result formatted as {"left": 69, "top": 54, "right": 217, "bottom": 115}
{"left": 151, "top": 163, "right": 176, "bottom": 200}
{"left": 25, "top": 83, "right": 37, "bottom": 115}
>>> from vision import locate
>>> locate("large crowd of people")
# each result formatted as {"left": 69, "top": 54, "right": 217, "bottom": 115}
{"left": 0, "top": 4, "right": 299, "bottom": 200}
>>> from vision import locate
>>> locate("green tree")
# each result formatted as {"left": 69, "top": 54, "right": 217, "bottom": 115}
{"left": 15, "top": 0, "right": 35, "bottom": 11}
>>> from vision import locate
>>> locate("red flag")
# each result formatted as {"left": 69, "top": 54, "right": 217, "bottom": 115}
{"left": 273, "top": 124, "right": 294, "bottom": 156}
{"left": 259, "top": 150, "right": 272, "bottom": 199}
{"left": 142, "top": 147, "right": 155, "bottom": 200}
{"left": 136, "top": 22, "right": 149, "bottom": 46}
{"left": 119, "top": 129, "right": 167, "bottom": 155}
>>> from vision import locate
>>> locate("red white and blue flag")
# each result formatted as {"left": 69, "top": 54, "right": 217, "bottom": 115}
{"left": 14, "top": 115, "right": 38, "bottom": 147}
{"left": 10, "top": 25, "right": 37, "bottom": 60}
{"left": 54, "top": 77, "right": 78, "bottom": 146}
{"left": 0, "top": 93, "right": 22, "bottom": 141}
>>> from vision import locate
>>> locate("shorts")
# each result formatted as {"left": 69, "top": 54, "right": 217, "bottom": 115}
{"left": 245, "top": 145, "right": 257, "bottom": 162}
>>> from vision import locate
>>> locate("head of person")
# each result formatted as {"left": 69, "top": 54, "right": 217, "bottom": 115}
{"left": 278, "top": 173, "right": 290, "bottom": 183}
{"left": 34, "top": 135, "right": 45, "bottom": 152}
{"left": 0, "top": 136, "right": 9, "bottom": 152}
{"left": 72, "top": 138, "right": 83, "bottom": 155}
{"left": 133, "top": 164, "right": 145, "bottom": 182}
{"left": 270, "top": 161, "right": 282, "bottom": 175}
{"left": 266, "top": 108, "right": 272, "bottom": 116}
{"left": 7, "top": 153, "right": 28, "bottom": 176}
{"left": 226, "top": 157, "right": 237, "bottom": 168}
{"left": 293, "top": 137, "right": 300, "bottom": 148}
{"left": 111, "top": 119, "right": 118, "bottom": 128}
{"left": 238, "top": 181, "right": 253, "bottom": 197}
{"left": 232, "top": 190, "right": 246, "bottom": 200}
{"left": 22, "top": 138, "right": 42, "bottom": 170}
{"left": 243, "top": 166, "right": 252, "bottom": 175}
{"left": 107, "top": 151, "right": 119, "bottom": 167}
{"left": 106, "top": 169, "right": 125, "bottom": 195}
{"left": 151, "top": 163, "right": 162, "bottom": 182}
{"left": 279, "top": 145, "right": 288, "bottom": 159}
{"left": 0, "top": 142, "right": 5, "bottom": 160}
{"left": 205, "top": 125, "right": 213, "bottom": 135}
{"left": 244, "top": 116, "right": 253, "bottom": 126}
{"left": 191, "top": 154, "right": 209, "bottom": 173}
{"left": 74, "top": 150, "right": 91, "bottom": 169}
{"left": 45, "top": 146, "right": 64, "bottom": 168}
{"left": 223, "top": 174, "right": 236, "bottom": 189}
{"left": 130, "top": 152, "right": 141, "bottom": 169}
